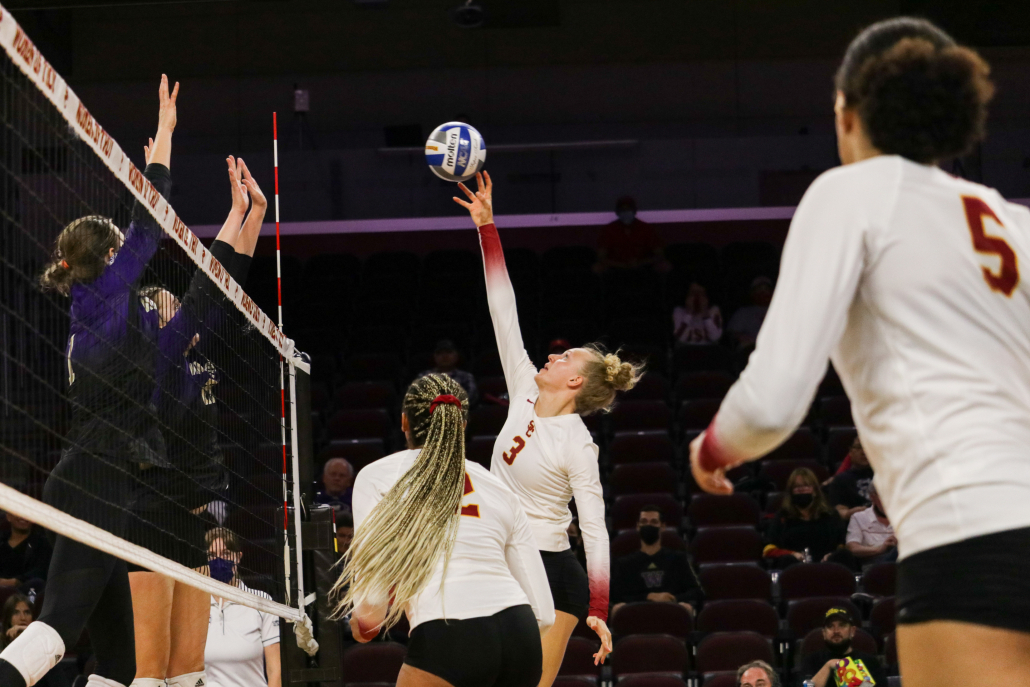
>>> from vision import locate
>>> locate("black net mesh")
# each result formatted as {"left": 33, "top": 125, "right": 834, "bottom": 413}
{"left": 0, "top": 32, "right": 296, "bottom": 607}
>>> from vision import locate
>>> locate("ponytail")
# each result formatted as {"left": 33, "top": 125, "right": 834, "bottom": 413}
{"left": 332, "top": 374, "right": 469, "bottom": 632}
{"left": 40, "top": 215, "right": 121, "bottom": 295}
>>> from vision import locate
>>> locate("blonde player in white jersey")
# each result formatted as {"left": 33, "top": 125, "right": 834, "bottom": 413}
{"left": 689, "top": 17, "right": 1030, "bottom": 687}
{"left": 334, "top": 374, "right": 555, "bottom": 687}
{"left": 454, "top": 173, "right": 642, "bottom": 685}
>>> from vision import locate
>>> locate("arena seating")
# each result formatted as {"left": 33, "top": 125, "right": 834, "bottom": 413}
{"left": 611, "top": 602, "right": 694, "bottom": 639}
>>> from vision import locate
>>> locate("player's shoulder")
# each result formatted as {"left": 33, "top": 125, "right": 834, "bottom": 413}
{"left": 466, "top": 460, "right": 521, "bottom": 507}
{"left": 356, "top": 449, "right": 417, "bottom": 486}
{"left": 805, "top": 156, "right": 906, "bottom": 202}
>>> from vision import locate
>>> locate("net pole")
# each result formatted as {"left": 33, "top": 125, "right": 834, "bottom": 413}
{"left": 273, "top": 112, "right": 292, "bottom": 606}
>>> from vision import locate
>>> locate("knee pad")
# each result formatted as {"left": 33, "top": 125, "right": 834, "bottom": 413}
{"left": 0, "top": 621, "right": 65, "bottom": 686}
{"left": 165, "top": 671, "right": 207, "bottom": 687}
{"left": 86, "top": 676, "right": 127, "bottom": 687}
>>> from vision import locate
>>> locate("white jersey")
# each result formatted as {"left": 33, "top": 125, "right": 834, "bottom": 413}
{"left": 352, "top": 450, "right": 555, "bottom": 632}
{"left": 205, "top": 582, "right": 280, "bottom": 687}
{"left": 704, "top": 155, "right": 1030, "bottom": 559}
{"left": 477, "top": 223, "right": 611, "bottom": 618}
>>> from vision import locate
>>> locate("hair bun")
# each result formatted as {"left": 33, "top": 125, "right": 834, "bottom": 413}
{"left": 603, "top": 353, "right": 642, "bottom": 392}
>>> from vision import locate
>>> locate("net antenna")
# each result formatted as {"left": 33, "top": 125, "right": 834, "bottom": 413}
{"left": 0, "top": 4, "right": 317, "bottom": 654}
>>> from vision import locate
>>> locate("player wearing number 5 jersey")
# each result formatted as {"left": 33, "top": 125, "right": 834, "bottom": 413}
{"left": 689, "top": 17, "right": 1030, "bottom": 687}
{"left": 455, "top": 172, "right": 642, "bottom": 686}
{"left": 335, "top": 374, "right": 554, "bottom": 687}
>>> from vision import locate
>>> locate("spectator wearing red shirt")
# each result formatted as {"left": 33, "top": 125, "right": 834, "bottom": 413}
{"left": 594, "top": 196, "right": 670, "bottom": 274}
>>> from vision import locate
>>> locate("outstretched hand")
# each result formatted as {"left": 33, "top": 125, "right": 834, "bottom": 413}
{"left": 157, "top": 73, "right": 179, "bottom": 133}
{"left": 238, "top": 158, "right": 267, "bottom": 210}
{"left": 227, "top": 155, "right": 249, "bottom": 213}
{"left": 143, "top": 137, "right": 154, "bottom": 164}
{"left": 585, "top": 616, "right": 613, "bottom": 665}
{"left": 453, "top": 171, "right": 494, "bottom": 227}
{"left": 689, "top": 432, "right": 735, "bottom": 495}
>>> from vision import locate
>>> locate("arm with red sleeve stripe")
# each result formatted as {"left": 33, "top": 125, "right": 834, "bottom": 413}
{"left": 477, "top": 223, "right": 539, "bottom": 399}
{"left": 567, "top": 441, "right": 610, "bottom": 620}
{"left": 696, "top": 167, "right": 873, "bottom": 472}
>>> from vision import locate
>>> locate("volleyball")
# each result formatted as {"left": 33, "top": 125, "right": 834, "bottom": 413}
{"left": 425, "top": 122, "right": 486, "bottom": 182}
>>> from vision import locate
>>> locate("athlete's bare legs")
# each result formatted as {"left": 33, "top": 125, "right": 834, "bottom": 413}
{"left": 396, "top": 664, "right": 455, "bottom": 687}
{"left": 167, "top": 581, "right": 209, "bottom": 676}
{"left": 129, "top": 573, "right": 174, "bottom": 679}
{"left": 538, "top": 611, "right": 579, "bottom": 687}
{"left": 898, "top": 621, "right": 1030, "bottom": 687}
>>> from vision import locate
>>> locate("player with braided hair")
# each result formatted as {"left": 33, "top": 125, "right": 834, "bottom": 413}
{"left": 455, "top": 172, "right": 643, "bottom": 685}
{"left": 335, "top": 373, "right": 554, "bottom": 687}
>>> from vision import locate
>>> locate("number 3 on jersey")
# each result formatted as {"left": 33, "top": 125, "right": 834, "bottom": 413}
{"left": 460, "top": 473, "right": 480, "bottom": 518}
{"left": 963, "top": 196, "right": 1020, "bottom": 296}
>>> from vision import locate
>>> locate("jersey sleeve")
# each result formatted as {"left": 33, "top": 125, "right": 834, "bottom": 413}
{"left": 259, "top": 600, "right": 281, "bottom": 646}
{"left": 566, "top": 441, "right": 610, "bottom": 620}
{"left": 697, "top": 169, "right": 884, "bottom": 470}
{"left": 351, "top": 467, "right": 384, "bottom": 529}
{"left": 504, "top": 494, "right": 556, "bottom": 632}
{"left": 477, "top": 223, "right": 538, "bottom": 399}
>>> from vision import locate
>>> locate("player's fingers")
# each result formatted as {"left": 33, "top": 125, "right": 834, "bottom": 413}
{"left": 475, "top": 171, "right": 484, "bottom": 192}
{"left": 159, "top": 74, "right": 167, "bottom": 100}
{"left": 170, "top": 81, "right": 180, "bottom": 102}
{"left": 484, "top": 170, "right": 492, "bottom": 194}
{"left": 456, "top": 182, "right": 476, "bottom": 201}
{"left": 452, "top": 197, "right": 473, "bottom": 210}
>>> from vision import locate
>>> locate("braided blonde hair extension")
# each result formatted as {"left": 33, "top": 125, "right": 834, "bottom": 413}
{"left": 332, "top": 374, "right": 470, "bottom": 632}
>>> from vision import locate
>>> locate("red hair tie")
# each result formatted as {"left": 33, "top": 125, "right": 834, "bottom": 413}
{"left": 429, "top": 394, "right": 462, "bottom": 414}
{"left": 60, "top": 260, "right": 69, "bottom": 269}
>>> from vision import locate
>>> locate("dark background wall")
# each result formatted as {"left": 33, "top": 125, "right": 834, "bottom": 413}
{"left": 10, "top": 0, "right": 1030, "bottom": 224}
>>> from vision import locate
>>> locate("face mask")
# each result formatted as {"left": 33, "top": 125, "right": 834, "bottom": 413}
{"left": 793, "top": 493, "right": 814, "bottom": 509}
{"left": 639, "top": 525, "right": 660, "bottom": 545}
{"left": 209, "top": 557, "right": 235, "bottom": 584}
{"left": 618, "top": 210, "right": 635, "bottom": 225}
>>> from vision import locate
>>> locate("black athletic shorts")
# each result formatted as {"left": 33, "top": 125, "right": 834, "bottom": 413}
{"left": 541, "top": 548, "right": 589, "bottom": 620}
{"left": 125, "top": 466, "right": 208, "bottom": 572}
{"left": 897, "top": 526, "right": 1030, "bottom": 633}
{"left": 404, "top": 605, "right": 542, "bottom": 687}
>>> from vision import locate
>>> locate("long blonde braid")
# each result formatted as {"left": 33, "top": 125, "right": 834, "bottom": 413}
{"left": 332, "top": 374, "right": 470, "bottom": 632}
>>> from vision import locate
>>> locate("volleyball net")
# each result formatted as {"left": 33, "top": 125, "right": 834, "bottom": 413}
{"left": 0, "top": 5, "right": 316, "bottom": 649}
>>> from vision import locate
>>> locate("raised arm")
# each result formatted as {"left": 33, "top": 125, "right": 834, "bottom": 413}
{"left": 690, "top": 168, "right": 878, "bottom": 493}
{"left": 504, "top": 496, "right": 556, "bottom": 636}
{"left": 454, "top": 172, "right": 537, "bottom": 398}
{"left": 234, "top": 158, "right": 267, "bottom": 261}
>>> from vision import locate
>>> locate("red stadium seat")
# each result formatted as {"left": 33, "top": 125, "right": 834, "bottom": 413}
{"left": 326, "top": 409, "right": 392, "bottom": 440}
{"left": 688, "top": 493, "right": 761, "bottom": 528}
{"left": 820, "top": 395, "right": 854, "bottom": 428}
{"left": 609, "top": 463, "right": 679, "bottom": 496}
{"left": 611, "top": 528, "right": 686, "bottom": 558}
{"left": 611, "top": 602, "right": 693, "bottom": 639}
{"left": 869, "top": 596, "right": 896, "bottom": 643}
{"left": 620, "top": 677, "right": 688, "bottom": 687}
{"left": 779, "top": 563, "right": 856, "bottom": 602}
{"left": 553, "top": 678, "right": 598, "bottom": 687}
{"left": 678, "top": 399, "right": 721, "bottom": 433}
{"left": 674, "top": 371, "right": 734, "bottom": 402}
{"left": 334, "top": 381, "right": 396, "bottom": 410}
{"left": 320, "top": 439, "right": 386, "bottom": 474}
{"left": 609, "top": 431, "right": 675, "bottom": 466}
{"left": 609, "top": 400, "right": 672, "bottom": 433}
{"left": 559, "top": 637, "right": 602, "bottom": 678}
{"left": 764, "top": 428, "right": 820, "bottom": 461}
{"left": 758, "top": 460, "right": 829, "bottom": 490}
{"left": 697, "top": 563, "right": 772, "bottom": 601}
{"left": 696, "top": 600, "right": 779, "bottom": 638}
{"left": 764, "top": 491, "right": 785, "bottom": 515}
{"left": 695, "top": 631, "right": 775, "bottom": 674}
{"left": 690, "top": 526, "right": 764, "bottom": 564}
{"left": 884, "top": 631, "right": 899, "bottom": 675}
{"left": 467, "top": 405, "right": 510, "bottom": 437}
{"left": 861, "top": 562, "right": 897, "bottom": 597}
{"left": 612, "top": 634, "right": 690, "bottom": 679}
{"left": 701, "top": 674, "right": 737, "bottom": 687}
{"left": 785, "top": 597, "right": 861, "bottom": 638}
{"left": 342, "top": 642, "right": 406, "bottom": 684}
{"left": 466, "top": 435, "right": 496, "bottom": 470}
{"left": 612, "top": 494, "right": 684, "bottom": 531}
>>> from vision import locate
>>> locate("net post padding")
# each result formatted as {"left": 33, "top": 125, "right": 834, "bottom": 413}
{"left": 0, "top": 479, "right": 302, "bottom": 621}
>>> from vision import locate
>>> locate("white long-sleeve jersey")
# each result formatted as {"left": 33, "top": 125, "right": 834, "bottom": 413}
{"left": 352, "top": 450, "right": 555, "bottom": 632}
{"left": 477, "top": 223, "right": 611, "bottom": 620}
{"left": 699, "top": 155, "right": 1030, "bottom": 560}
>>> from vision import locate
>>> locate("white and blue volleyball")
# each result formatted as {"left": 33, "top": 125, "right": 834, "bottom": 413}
{"left": 425, "top": 122, "right": 486, "bottom": 182}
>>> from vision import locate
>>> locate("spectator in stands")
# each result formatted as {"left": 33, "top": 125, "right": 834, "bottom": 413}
{"left": 611, "top": 506, "right": 702, "bottom": 616}
{"left": 314, "top": 458, "right": 355, "bottom": 514}
{"left": 567, "top": 519, "right": 586, "bottom": 570}
{"left": 727, "top": 276, "right": 774, "bottom": 349}
{"left": 764, "top": 468, "right": 846, "bottom": 568}
{"left": 844, "top": 484, "right": 897, "bottom": 569}
{"left": 828, "top": 436, "right": 874, "bottom": 520}
{"left": 336, "top": 512, "right": 354, "bottom": 557}
{"left": 204, "top": 528, "right": 281, "bottom": 687}
{"left": 737, "top": 659, "right": 780, "bottom": 687}
{"left": 0, "top": 513, "right": 50, "bottom": 593}
{"left": 799, "top": 607, "right": 887, "bottom": 687}
{"left": 419, "top": 339, "right": 479, "bottom": 406}
{"left": 594, "top": 196, "right": 670, "bottom": 274}
{"left": 673, "top": 281, "right": 723, "bottom": 345}
{"left": 1, "top": 595, "right": 32, "bottom": 649}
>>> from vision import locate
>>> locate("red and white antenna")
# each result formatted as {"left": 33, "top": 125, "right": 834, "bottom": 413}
{"left": 273, "top": 112, "right": 291, "bottom": 603}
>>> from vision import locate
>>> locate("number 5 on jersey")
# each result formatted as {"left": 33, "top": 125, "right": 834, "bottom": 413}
{"left": 963, "top": 196, "right": 1020, "bottom": 296}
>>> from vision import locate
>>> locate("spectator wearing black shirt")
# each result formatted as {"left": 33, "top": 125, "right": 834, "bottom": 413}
{"left": 418, "top": 339, "right": 479, "bottom": 406}
{"left": 829, "top": 436, "right": 874, "bottom": 520}
{"left": 764, "top": 468, "right": 846, "bottom": 568}
{"left": 611, "top": 506, "right": 702, "bottom": 616}
{"left": 0, "top": 515, "right": 50, "bottom": 594}
{"left": 799, "top": 607, "right": 888, "bottom": 687}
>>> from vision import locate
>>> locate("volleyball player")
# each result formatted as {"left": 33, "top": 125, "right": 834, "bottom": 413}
{"left": 0, "top": 75, "right": 179, "bottom": 687}
{"left": 126, "top": 155, "right": 267, "bottom": 687}
{"left": 454, "top": 172, "right": 643, "bottom": 684}
{"left": 688, "top": 18, "right": 1030, "bottom": 687}
{"left": 336, "top": 374, "right": 555, "bottom": 687}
